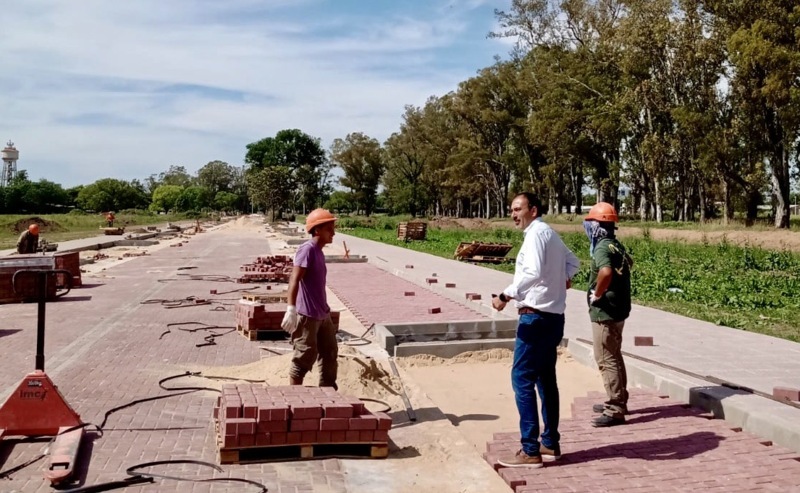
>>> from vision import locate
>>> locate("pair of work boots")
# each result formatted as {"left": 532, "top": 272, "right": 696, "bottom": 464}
{"left": 592, "top": 403, "right": 626, "bottom": 427}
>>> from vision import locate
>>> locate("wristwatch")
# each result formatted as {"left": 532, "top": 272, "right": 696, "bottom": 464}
{"left": 499, "top": 293, "right": 509, "bottom": 303}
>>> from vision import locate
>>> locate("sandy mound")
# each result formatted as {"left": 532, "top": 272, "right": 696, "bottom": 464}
{"left": 198, "top": 346, "right": 404, "bottom": 409}
{"left": 398, "top": 347, "right": 572, "bottom": 367}
{"left": 11, "top": 216, "right": 65, "bottom": 234}
{"left": 398, "top": 348, "right": 514, "bottom": 367}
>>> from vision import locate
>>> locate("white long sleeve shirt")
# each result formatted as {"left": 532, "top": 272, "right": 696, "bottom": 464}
{"left": 503, "top": 218, "right": 580, "bottom": 314}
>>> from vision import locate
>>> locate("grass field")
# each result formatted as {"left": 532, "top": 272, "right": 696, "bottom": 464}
{"left": 336, "top": 216, "right": 800, "bottom": 343}
{"left": 0, "top": 212, "right": 192, "bottom": 249}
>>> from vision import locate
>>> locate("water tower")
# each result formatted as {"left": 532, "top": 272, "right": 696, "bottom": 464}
{"left": 1, "top": 141, "right": 19, "bottom": 187}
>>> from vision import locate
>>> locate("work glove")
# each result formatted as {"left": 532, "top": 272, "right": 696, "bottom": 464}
{"left": 589, "top": 290, "right": 601, "bottom": 305}
{"left": 281, "top": 305, "right": 299, "bottom": 335}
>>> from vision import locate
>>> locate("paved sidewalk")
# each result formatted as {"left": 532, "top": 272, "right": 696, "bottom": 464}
{"left": 332, "top": 233, "right": 800, "bottom": 399}
{"left": 0, "top": 225, "right": 347, "bottom": 492}
{"left": 485, "top": 390, "right": 800, "bottom": 492}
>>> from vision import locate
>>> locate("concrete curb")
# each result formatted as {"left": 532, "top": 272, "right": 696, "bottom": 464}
{"left": 566, "top": 338, "right": 800, "bottom": 454}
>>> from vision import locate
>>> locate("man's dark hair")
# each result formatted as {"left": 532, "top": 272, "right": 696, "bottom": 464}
{"left": 514, "top": 192, "right": 543, "bottom": 217}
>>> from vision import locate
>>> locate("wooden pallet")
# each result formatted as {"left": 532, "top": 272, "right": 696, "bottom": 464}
{"left": 397, "top": 221, "right": 427, "bottom": 241}
{"left": 241, "top": 292, "right": 289, "bottom": 303}
{"left": 219, "top": 442, "right": 389, "bottom": 464}
{"left": 237, "top": 325, "right": 288, "bottom": 341}
{"left": 466, "top": 255, "right": 516, "bottom": 264}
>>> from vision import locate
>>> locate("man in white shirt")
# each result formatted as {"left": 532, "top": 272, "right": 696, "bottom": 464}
{"left": 492, "top": 192, "right": 580, "bottom": 468}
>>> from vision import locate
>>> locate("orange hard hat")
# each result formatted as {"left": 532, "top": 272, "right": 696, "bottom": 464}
{"left": 585, "top": 202, "right": 619, "bottom": 223}
{"left": 305, "top": 208, "right": 337, "bottom": 233}
{"left": 28, "top": 223, "right": 40, "bottom": 235}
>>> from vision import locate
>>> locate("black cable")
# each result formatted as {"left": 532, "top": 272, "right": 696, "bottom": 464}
{"left": 359, "top": 397, "right": 392, "bottom": 414}
{"left": 339, "top": 323, "right": 375, "bottom": 347}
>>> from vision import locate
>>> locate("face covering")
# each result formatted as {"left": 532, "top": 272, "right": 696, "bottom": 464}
{"left": 583, "top": 220, "right": 611, "bottom": 255}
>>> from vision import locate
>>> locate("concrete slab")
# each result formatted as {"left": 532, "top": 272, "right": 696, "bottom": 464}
{"left": 375, "top": 319, "right": 518, "bottom": 356}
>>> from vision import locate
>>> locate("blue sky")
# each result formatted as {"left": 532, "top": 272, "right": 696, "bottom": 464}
{"left": 0, "top": 0, "right": 513, "bottom": 187}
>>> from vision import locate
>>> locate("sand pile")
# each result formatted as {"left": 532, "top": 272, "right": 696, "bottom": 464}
{"left": 198, "top": 346, "right": 403, "bottom": 410}
{"left": 397, "top": 347, "right": 572, "bottom": 368}
{"left": 398, "top": 348, "right": 514, "bottom": 368}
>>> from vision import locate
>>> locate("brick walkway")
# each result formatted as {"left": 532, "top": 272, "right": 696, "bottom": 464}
{"left": 326, "top": 263, "right": 486, "bottom": 327}
{"left": 0, "top": 228, "right": 348, "bottom": 492}
{"left": 484, "top": 390, "right": 800, "bottom": 492}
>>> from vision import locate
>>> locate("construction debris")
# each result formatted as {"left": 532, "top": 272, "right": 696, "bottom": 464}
{"left": 454, "top": 241, "right": 514, "bottom": 264}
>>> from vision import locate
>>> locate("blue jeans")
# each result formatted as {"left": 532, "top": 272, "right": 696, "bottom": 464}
{"left": 512, "top": 311, "right": 564, "bottom": 456}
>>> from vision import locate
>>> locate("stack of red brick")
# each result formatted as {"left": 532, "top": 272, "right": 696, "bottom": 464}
{"left": 235, "top": 300, "right": 341, "bottom": 332}
{"left": 214, "top": 384, "right": 392, "bottom": 448}
{"left": 238, "top": 255, "right": 294, "bottom": 283}
{"left": 235, "top": 300, "right": 286, "bottom": 331}
{"left": 54, "top": 251, "right": 82, "bottom": 288}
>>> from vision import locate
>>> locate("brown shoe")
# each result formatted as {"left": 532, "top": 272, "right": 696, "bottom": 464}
{"left": 540, "top": 444, "right": 561, "bottom": 462}
{"left": 497, "top": 449, "right": 543, "bottom": 468}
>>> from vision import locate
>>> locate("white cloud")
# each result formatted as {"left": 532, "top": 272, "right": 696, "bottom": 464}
{"left": 0, "top": 0, "right": 510, "bottom": 186}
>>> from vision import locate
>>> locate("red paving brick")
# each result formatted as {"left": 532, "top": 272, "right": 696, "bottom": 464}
{"left": 0, "top": 231, "right": 347, "bottom": 492}
{"left": 326, "top": 263, "right": 486, "bottom": 327}
{"left": 484, "top": 390, "right": 800, "bottom": 492}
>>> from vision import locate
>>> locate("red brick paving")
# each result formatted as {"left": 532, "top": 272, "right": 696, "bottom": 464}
{"left": 484, "top": 390, "right": 800, "bottom": 492}
{"left": 0, "top": 233, "right": 348, "bottom": 492}
{"left": 326, "top": 263, "right": 487, "bottom": 327}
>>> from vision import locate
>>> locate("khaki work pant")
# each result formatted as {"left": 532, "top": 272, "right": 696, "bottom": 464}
{"left": 592, "top": 320, "right": 628, "bottom": 418}
{"left": 290, "top": 314, "right": 338, "bottom": 389}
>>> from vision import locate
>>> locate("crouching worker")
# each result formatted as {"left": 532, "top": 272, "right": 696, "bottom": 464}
{"left": 281, "top": 208, "right": 339, "bottom": 389}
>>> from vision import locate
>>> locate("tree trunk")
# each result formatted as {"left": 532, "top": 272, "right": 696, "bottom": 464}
{"left": 699, "top": 182, "right": 706, "bottom": 222}
{"left": 722, "top": 179, "right": 732, "bottom": 224}
{"left": 771, "top": 148, "right": 790, "bottom": 228}
{"left": 655, "top": 180, "right": 663, "bottom": 223}
{"left": 548, "top": 189, "right": 557, "bottom": 217}
{"left": 745, "top": 189, "right": 760, "bottom": 227}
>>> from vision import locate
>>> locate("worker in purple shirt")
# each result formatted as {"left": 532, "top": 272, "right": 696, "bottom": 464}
{"left": 281, "top": 208, "right": 339, "bottom": 389}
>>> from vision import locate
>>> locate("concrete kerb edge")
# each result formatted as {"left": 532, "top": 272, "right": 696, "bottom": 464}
{"left": 566, "top": 338, "right": 800, "bottom": 454}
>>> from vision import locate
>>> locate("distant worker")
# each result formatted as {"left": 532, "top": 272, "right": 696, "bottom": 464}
{"left": 493, "top": 192, "right": 580, "bottom": 468}
{"left": 584, "top": 202, "right": 633, "bottom": 427}
{"left": 281, "top": 208, "right": 339, "bottom": 389}
{"left": 16, "top": 224, "right": 40, "bottom": 254}
{"left": 105, "top": 211, "right": 115, "bottom": 227}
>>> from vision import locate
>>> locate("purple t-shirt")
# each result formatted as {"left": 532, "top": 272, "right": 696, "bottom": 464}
{"left": 295, "top": 239, "right": 329, "bottom": 320}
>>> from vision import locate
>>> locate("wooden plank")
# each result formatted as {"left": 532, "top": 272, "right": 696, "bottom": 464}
{"left": 237, "top": 325, "right": 287, "bottom": 342}
{"left": 218, "top": 442, "right": 389, "bottom": 464}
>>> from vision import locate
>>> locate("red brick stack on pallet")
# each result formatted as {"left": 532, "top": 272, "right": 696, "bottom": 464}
{"left": 234, "top": 301, "right": 340, "bottom": 339}
{"left": 54, "top": 251, "right": 81, "bottom": 288}
{"left": 214, "top": 384, "right": 391, "bottom": 463}
{"left": 238, "top": 255, "right": 293, "bottom": 283}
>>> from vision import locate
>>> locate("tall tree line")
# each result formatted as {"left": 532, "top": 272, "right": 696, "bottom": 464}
{"left": 319, "top": 0, "right": 799, "bottom": 226}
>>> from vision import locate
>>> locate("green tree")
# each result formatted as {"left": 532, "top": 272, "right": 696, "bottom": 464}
{"left": 175, "top": 186, "right": 212, "bottom": 212}
{"left": 213, "top": 191, "right": 240, "bottom": 212}
{"left": 703, "top": 0, "right": 800, "bottom": 228}
{"left": 323, "top": 190, "right": 357, "bottom": 214}
{"left": 244, "top": 129, "right": 328, "bottom": 212}
{"left": 197, "top": 160, "right": 235, "bottom": 195}
{"left": 149, "top": 185, "right": 184, "bottom": 213}
{"left": 76, "top": 178, "right": 148, "bottom": 212}
{"left": 247, "top": 166, "right": 294, "bottom": 220}
{"left": 331, "top": 133, "right": 384, "bottom": 216}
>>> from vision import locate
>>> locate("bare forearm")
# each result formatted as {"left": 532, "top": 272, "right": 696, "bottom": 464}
{"left": 287, "top": 266, "right": 304, "bottom": 305}
{"left": 594, "top": 267, "right": 613, "bottom": 297}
